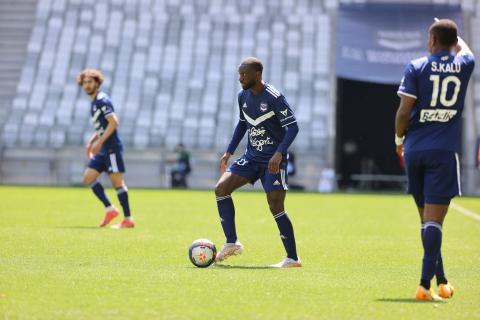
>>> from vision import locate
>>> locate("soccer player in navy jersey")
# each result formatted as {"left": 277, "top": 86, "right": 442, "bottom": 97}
{"left": 214, "top": 57, "right": 301, "bottom": 267}
{"left": 395, "top": 19, "right": 474, "bottom": 300}
{"left": 77, "top": 69, "right": 134, "bottom": 228}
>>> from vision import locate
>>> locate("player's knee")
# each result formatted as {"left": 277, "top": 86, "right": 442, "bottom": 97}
{"left": 267, "top": 200, "right": 282, "bottom": 214}
{"left": 214, "top": 182, "right": 230, "bottom": 197}
{"left": 83, "top": 174, "right": 94, "bottom": 185}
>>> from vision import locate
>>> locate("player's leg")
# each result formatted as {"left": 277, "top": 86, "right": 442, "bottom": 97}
{"left": 84, "top": 167, "right": 113, "bottom": 208}
{"left": 84, "top": 156, "right": 119, "bottom": 227}
{"left": 260, "top": 163, "right": 300, "bottom": 267}
{"left": 215, "top": 171, "right": 249, "bottom": 243}
{"left": 107, "top": 150, "right": 134, "bottom": 229}
{"left": 417, "top": 151, "right": 458, "bottom": 300}
{"left": 214, "top": 157, "right": 255, "bottom": 262}
{"left": 266, "top": 189, "right": 300, "bottom": 268}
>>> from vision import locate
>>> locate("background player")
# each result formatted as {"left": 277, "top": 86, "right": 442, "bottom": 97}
{"left": 214, "top": 57, "right": 301, "bottom": 267}
{"left": 77, "top": 69, "right": 135, "bottom": 229}
{"left": 395, "top": 19, "right": 475, "bottom": 300}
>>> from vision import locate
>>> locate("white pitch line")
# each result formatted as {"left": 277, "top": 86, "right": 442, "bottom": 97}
{"left": 450, "top": 202, "right": 480, "bottom": 222}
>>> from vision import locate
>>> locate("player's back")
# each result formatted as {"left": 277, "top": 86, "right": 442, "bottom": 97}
{"left": 398, "top": 51, "right": 475, "bottom": 153}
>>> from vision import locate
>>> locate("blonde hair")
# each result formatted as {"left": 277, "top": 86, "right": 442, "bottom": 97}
{"left": 77, "top": 68, "right": 105, "bottom": 86}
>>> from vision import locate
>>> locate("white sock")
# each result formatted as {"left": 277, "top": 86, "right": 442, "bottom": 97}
{"left": 106, "top": 205, "right": 115, "bottom": 211}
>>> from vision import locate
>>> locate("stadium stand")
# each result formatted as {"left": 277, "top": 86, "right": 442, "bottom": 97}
{"left": 3, "top": 0, "right": 333, "bottom": 153}
{"left": 0, "top": 0, "right": 478, "bottom": 192}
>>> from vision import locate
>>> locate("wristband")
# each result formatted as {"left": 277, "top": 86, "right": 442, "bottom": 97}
{"left": 395, "top": 135, "right": 405, "bottom": 146}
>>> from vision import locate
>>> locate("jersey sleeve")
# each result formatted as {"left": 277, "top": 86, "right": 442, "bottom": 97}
{"left": 459, "top": 52, "right": 475, "bottom": 72}
{"left": 271, "top": 95, "right": 297, "bottom": 128}
{"left": 99, "top": 99, "right": 115, "bottom": 117}
{"left": 237, "top": 91, "right": 245, "bottom": 122}
{"left": 397, "top": 62, "right": 417, "bottom": 99}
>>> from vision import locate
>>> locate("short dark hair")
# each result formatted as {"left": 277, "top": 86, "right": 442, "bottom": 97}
{"left": 240, "top": 57, "right": 263, "bottom": 74}
{"left": 429, "top": 19, "right": 458, "bottom": 48}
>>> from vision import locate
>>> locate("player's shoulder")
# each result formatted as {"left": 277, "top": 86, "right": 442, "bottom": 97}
{"left": 264, "top": 83, "right": 283, "bottom": 100}
{"left": 454, "top": 51, "right": 475, "bottom": 66}
{"left": 237, "top": 89, "right": 246, "bottom": 100}
{"left": 409, "top": 56, "right": 429, "bottom": 71}
{"left": 96, "top": 91, "right": 112, "bottom": 105}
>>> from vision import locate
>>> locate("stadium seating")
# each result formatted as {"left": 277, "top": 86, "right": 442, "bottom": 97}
{"left": 0, "top": 0, "right": 479, "bottom": 191}
{"left": 3, "top": 0, "right": 334, "bottom": 155}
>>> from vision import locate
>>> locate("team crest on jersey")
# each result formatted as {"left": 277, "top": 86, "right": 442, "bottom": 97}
{"left": 260, "top": 103, "right": 268, "bottom": 112}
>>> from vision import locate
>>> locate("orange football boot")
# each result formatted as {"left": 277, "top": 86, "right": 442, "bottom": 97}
{"left": 438, "top": 283, "right": 454, "bottom": 299}
{"left": 415, "top": 286, "right": 443, "bottom": 301}
{"left": 111, "top": 218, "right": 135, "bottom": 229}
{"left": 99, "top": 207, "right": 119, "bottom": 227}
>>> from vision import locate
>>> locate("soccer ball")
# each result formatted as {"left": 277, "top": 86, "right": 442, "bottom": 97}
{"left": 188, "top": 239, "right": 217, "bottom": 268}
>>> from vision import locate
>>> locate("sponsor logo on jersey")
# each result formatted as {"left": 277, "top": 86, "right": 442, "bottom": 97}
{"left": 242, "top": 102, "right": 247, "bottom": 108}
{"left": 280, "top": 108, "right": 288, "bottom": 117}
{"left": 419, "top": 109, "right": 457, "bottom": 123}
{"left": 249, "top": 126, "right": 274, "bottom": 151}
{"left": 260, "top": 103, "right": 268, "bottom": 112}
{"left": 273, "top": 180, "right": 281, "bottom": 186}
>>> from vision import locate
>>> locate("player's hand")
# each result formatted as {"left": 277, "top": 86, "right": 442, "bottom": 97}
{"left": 91, "top": 141, "right": 103, "bottom": 155}
{"left": 85, "top": 143, "right": 93, "bottom": 159}
{"left": 396, "top": 144, "right": 404, "bottom": 157}
{"left": 219, "top": 152, "right": 232, "bottom": 174}
{"left": 268, "top": 152, "right": 283, "bottom": 174}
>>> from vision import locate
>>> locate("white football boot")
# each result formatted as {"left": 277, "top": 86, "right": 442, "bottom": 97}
{"left": 270, "top": 257, "right": 302, "bottom": 268}
{"left": 215, "top": 241, "right": 244, "bottom": 262}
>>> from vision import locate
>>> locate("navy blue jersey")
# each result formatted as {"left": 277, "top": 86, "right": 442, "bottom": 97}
{"left": 398, "top": 51, "right": 475, "bottom": 153}
{"left": 237, "top": 83, "right": 297, "bottom": 165}
{"left": 91, "top": 92, "right": 123, "bottom": 151}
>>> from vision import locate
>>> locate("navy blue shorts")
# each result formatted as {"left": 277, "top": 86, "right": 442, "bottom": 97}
{"left": 88, "top": 149, "right": 125, "bottom": 174}
{"left": 227, "top": 156, "right": 288, "bottom": 192}
{"left": 404, "top": 150, "right": 460, "bottom": 206}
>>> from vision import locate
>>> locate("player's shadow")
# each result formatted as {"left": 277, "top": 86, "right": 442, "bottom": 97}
{"left": 214, "top": 264, "right": 274, "bottom": 270}
{"left": 56, "top": 226, "right": 100, "bottom": 230}
{"left": 376, "top": 298, "right": 441, "bottom": 304}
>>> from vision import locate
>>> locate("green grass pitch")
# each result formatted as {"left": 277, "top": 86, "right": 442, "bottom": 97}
{"left": 0, "top": 186, "right": 479, "bottom": 319}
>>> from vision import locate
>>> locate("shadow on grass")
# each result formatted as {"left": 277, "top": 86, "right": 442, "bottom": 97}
{"left": 55, "top": 226, "right": 100, "bottom": 230}
{"left": 376, "top": 298, "right": 442, "bottom": 303}
{"left": 213, "top": 264, "right": 275, "bottom": 270}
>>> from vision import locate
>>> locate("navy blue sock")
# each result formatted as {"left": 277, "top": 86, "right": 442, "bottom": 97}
{"left": 90, "top": 181, "right": 111, "bottom": 207}
{"left": 274, "top": 211, "right": 298, "bottom": 261}
{"left": 420, "top": 222, "right": 442, "bottom": 290}
{"left": 436, "top": 252, "right": 448, "bottom": 285}
{"left": 116, "top": 186, "right": 131, "bottom": 217}
{"left": 216, "top": 195, "right": 237, "bottom": 243}
{"left": 421, "top": 223, "right": 447, "bottom": 286}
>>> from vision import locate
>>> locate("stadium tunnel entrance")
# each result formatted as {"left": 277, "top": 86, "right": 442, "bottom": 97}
{"left": 335, "top": 78, "right": 405, "bottom": 191}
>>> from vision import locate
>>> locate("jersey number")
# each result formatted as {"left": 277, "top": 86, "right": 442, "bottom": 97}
{"left": 429, "top": 75, "right": 461, "bottom": 107}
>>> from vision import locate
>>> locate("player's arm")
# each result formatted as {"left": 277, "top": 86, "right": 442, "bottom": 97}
{"left": 268, "top": 95, "right": 299, "bottom": 174}
{"left": 455, "top": 35, "right": 473, "bottom": 56}
{"left": 268, "top": 122, "right": 299, "bottom": 174}
{"left": 91, "top": 113, "right": 119, "bottom": 155}
{"left": 85, "top": 132, "right": 98, "bottom": 158}
{"left": 220, "top": 120, "right": 247, "bottom": 173}
{"left": 395, "top": 95, "right": 416, "bottom": 156}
